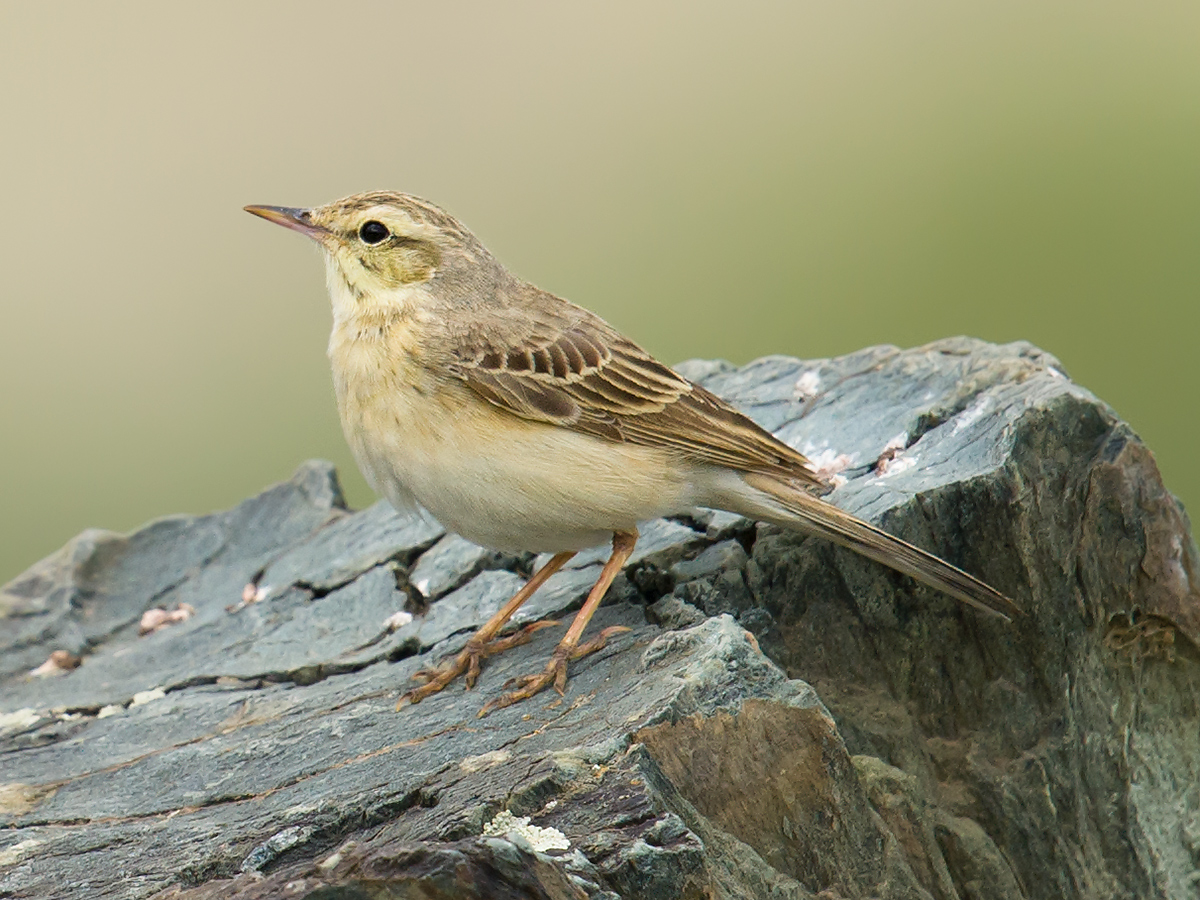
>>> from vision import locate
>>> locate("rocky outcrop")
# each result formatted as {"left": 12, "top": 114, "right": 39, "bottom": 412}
{"left": 2, "top": 337, "right": 1197, "bottom": 900}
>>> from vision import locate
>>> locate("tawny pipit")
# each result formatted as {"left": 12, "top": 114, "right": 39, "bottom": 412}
{"left": 246, "top": 192, "right": 1019, "bottom": 716}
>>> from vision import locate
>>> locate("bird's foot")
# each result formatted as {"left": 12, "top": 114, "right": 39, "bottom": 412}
{"left": 477, "top": 625, "right": 631, "bottom": 717}
{"left": 396, "top": 619, "right": 559, "bottom": 709}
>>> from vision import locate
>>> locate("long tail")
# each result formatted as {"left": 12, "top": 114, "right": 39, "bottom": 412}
{"left": 735, "top": 472, "right": 1021, "bottom": 621}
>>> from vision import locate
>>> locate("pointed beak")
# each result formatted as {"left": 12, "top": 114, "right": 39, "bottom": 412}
{"left": 243, "top": 204, "right": 327, "bottom": 241}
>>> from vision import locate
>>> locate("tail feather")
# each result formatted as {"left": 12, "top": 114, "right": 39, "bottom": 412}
{"left": 737, "top": 473, "right": 1020, "bottom": 621}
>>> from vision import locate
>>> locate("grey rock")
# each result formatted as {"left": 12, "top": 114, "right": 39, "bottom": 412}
{"left": 671, "top": 540, "right": 756, "bottom": 620}
{"left": 735, "top": 606, "right": 775, "bottom": 637}
{"left": 670, "top": 540, "right": 749, "bottom": 583}
{"left": 411, "top": 568, "right": 528, "bottom": 649}
{"left": 645, "top": 595, "right": 708, "bottom": 631}
{"left": 0, "top": 461, "right": 348, "bottom": 711}
{"left": 2, "top": 338, "right": 1198, "bottom": 900}
{"left": 671, "top": 357, "right": 736, "bottom": 383}
{"left": 222, "top": 565, "right": 411, "bottom": 682}
{"left": 260, "top": 498, "right": 443, "bottom": 593}
{"left": 672, "top": 570, "right": 755, "bottom": 620}
{"left": 676, "top": 507, "right": 756, "bottom": 543}
{"left": 407, "top": 533, "right": 505, "bottom": 600}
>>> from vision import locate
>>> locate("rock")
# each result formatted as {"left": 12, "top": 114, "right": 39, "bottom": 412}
{"left": 671, "top": 540, "right": 755, "bottom": 620}
{"left": 407, "top": 533, "right": 510, "bottom": 601}
{"left": 2, "top": 337, "right": 1198, "bottom": 900}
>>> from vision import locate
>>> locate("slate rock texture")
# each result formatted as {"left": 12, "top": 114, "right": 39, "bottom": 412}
{"left": 1, "top": 337, "right": 1197, "bottom": 900}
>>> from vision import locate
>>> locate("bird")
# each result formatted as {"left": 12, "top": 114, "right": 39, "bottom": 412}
{"left": 244, "top": 191, "right": 1020, "bottom": 716}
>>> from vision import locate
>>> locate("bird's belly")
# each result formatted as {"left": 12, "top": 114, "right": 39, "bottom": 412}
{"left": 342, "top": 383, "right": 701, "bottom": 553}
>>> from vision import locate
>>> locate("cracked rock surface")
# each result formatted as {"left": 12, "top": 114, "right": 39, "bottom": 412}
{"left": 2, "top": 337, "right": 1198, "bottom": 900}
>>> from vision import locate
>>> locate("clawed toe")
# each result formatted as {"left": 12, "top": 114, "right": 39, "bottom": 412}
{"left": 396, "top": 619, "right": 562, "bottom": 710}
{"left": 398, "top": 662, "right": 465, "bottom": 708}
{"left": 477, "top": 624, "right": 633, "bottom": 717}
{"left": 409, "top": 666, "right": 444, "bottom": 685}
{"left": 569, "top": 625, "right": 631, "bottom": 660}
{"left": 398, "top": 647, "right": 475, "bottom": 708}
{"left": 479, "top": 619, "right": 559, "bottom": 656}
{"left": 478, "top": 663, "right": 563, "bottom": 718}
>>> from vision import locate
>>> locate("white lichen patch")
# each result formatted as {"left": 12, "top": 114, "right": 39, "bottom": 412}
{"left": 951, "top": 396, "right": 991, "bottom": 435}
{"left": 97, "top": 704, "right": 122, "bottom": 719}
{"left": 459, "top": 749, "right": 512, "bottom": 773}
{"left": 874, "top": 432, "right": 914, "bottom": 476}
{"left": 318, "top": 839, "right": 358, "bottom": 872}
{"left": 0, "top": 709, "right": 41, "bottom": 731}
{"left": 130, "top": 688, "right": 166, "bottom": 707}
{"left": 797, "top": 444, "right": 851, "bottom": 473}
{"left": 877, "top": 454, "right": 917, "bottom": 477}
{"left": 1162, "top": 533, "right": 1191, "bottom": 596}
{"left": 793, "top": 370, "right": 821, "bottom": 400}
{"left": 482, "top": 810, "right": 570, "bottom": 852}
{"left": 383, "top": 610, "right": 413, "bottom": 631}
{"left": 800, "top": 447, "right": 853, "bottom": 487}
{"left": 0, "top": 837, "right": 42, "bottom": 867}
{"left": 233, "top": 583, "right": 272, "bottom": 611}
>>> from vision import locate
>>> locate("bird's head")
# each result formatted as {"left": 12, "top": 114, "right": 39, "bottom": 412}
{"left": 245, "top": 191, "right": 491, "bottom": 320}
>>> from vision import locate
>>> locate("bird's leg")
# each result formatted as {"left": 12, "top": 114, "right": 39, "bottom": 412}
{"left": 398, "top": 550, "right": 575, "bottom": 708}
{"left": 479, "top": 529, "right": 637, "bottom": 717}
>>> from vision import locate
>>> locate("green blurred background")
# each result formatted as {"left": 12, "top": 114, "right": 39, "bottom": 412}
{"left": 2, "top": 2, "right": 1198, "bottom": 586}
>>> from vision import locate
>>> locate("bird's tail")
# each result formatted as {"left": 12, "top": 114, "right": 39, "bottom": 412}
{"left": 731, "top": 472, "right": 1021, "bottom": 621}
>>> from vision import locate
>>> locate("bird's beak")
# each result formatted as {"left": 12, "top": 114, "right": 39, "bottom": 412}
{"left": 243, "top": 205, "right": 327, "bottom": 241}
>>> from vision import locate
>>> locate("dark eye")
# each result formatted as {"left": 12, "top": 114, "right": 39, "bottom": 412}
{"left": 359, "top": 220, "right": 389, "bottom": 244}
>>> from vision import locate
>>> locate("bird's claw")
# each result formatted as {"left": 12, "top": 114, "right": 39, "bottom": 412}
{"left": 478, "top": 659, "right": 564, "bottom": 718}
{"left": 476, "top": 624, "right": 632, "bottom": 717}
{"left": 569, "top": 625, "right": 631, "bottom": 659}
{"left": 396, "top": 619, "right": 560, "bottom": 710}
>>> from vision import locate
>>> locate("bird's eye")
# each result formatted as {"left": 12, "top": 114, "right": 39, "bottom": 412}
{"left": 359, "top": 220, "right": 390, "bottom": 244}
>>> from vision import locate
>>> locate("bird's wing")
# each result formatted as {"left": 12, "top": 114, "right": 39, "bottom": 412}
{"left": 446, "top": 299, "right": 823, "bottom": 488}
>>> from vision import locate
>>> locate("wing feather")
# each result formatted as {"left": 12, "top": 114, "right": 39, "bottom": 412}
{"left": 448, "top": 301, "right": 822, "bottom": 488}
